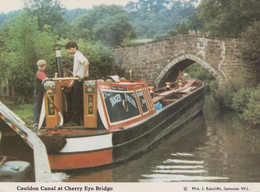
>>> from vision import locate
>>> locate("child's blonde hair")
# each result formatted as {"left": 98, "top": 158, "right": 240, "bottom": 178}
{"left": 37, "top": 59, "right": 47, "bottom": 67}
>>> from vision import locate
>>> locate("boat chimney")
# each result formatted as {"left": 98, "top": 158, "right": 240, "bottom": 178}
{"left": 149, "top": 86, "right": 154, "bottom": 98}
{"left": 129, "top": 69, "right": 133, "bottom": 82}
{"left": 54, "top": 45, "right": 64, "bottom": 77}
{"left": 165, "top": 82, "right": 171, "bottom": 91}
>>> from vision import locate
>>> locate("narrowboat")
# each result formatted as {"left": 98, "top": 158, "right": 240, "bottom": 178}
{"left": 34, "top": 73, "right": 205, "bottom": 171}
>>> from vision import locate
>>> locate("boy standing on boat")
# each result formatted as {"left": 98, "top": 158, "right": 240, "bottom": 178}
{"left": 65, "top": 41, "right": 90, "bottom": 125}
{"left": 33, "top": 59, "right": 48, "bottom": 129}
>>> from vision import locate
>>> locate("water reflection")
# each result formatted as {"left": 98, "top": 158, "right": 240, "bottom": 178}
{"left": 202, "top": 111, "right": 260, "bottom": 182}
{"left": 139, "top": 115, "right": 229, "bottom": 182}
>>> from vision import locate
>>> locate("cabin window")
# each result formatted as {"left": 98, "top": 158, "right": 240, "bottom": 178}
{"left": 102, "top": 91, "right": 140, "bottom": 123}
{"left": 136, "top": 90, "right": 148, "bottom": 113}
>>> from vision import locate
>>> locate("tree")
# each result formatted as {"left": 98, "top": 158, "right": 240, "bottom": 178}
{"left": 75, "top": 5, "right": 135, "bottom": 46}
{"left": 24, "top": 0, "right": 65, "bottom": 33}
{"left": 187, "top": 11, "right": 203, "bottom": 35}
{"left": 64, "top": 8, "right": 87, "bottom": 23}
{"left": 176, "top": 22, "right": 189, "bottom": 35}
{"left": 0, "top": 11, "right": 21, "bottom": 26}
{"left": 198, "top": 0, "right": 260, "bottom": 38}
{"left": 1, "top": 11, "right": 57, "bottom": 102}
{"left": 93, "top": 15, "right": 135, "bottom": 46}
{"left": 126, "top": 0, "right": 196, "bottom": 39}
{"left": 239, "top": 21, "right": 260, "bottom": 83}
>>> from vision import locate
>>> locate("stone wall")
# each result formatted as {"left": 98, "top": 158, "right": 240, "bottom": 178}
{"left": 112, "top": 35, "right": 242, "bottom": 87}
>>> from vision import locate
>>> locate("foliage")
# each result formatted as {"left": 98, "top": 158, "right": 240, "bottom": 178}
{"left": 232, "top": 88, "right": 252, "bottom": 114}
{"left": 211, "top": 70, "right": 256, "bottom": 109}
{"left": 187, "top": 11, "right": 203, "bottom": 35}
{"left": 153, "top": 33, "right": 170, "bottom": 41}
{"left": 77, "top": 40, "right": 125, "bottom": 79}
{"left": 2, "top": 11, "right": 38, "bottom": 102}
{"left": 0, "top": 1, "right": 199, "bottom": 42}
{"left": 176, "top": 22, "right": 189, "bottom": 35}
{"left": 207, "top": 70, "right": 260, "bottom": 125}
{"left": 211, "top": 81, "right": 234, "bottom": 109}
{"left": 198, "top": 0, "right": 260, "bottom": 38}
{"left": 1, "top": 11, "right": 57, "bottom": 102}
{"left": 240, "top": 87, "right": 260, "bottom": 126}
{"left": 183, "top": 63, "right": 215, "bottom": 87}
{"left": 24, "top": 0, "right": 66, "bottom": 33}
{"left": 239, "top": 20, "right": 260, "bottom": 83}
{"left": 63, "top": 8, "right": 87, "bottom": 23}
{"left": 58, "top": 38, "right": 125, "bottom": 80}
{"left": 120, "top": 38, "right": 137, "bottom": 46}
{"left": 0, "top": 11, "right": 21, "bottom": 26}
{"left": 126, "top": 0, "right": 197, "bottom": 39}
{"left": 74, "top": 5, "right": 135, "bottom": 46}
{"left": 0, "top": 0, "right": 258, "bottom": 120}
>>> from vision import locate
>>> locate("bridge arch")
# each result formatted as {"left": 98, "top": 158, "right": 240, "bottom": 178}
{"left": 112, "top": 35, "right": 242, "bottom": 87}
{"left": 155, "top": 54, "right": 224, "bottom": 88}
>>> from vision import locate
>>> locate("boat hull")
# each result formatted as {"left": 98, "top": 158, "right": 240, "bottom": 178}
{"left": 44, "top": 83, "right": 205, "bottom": 171}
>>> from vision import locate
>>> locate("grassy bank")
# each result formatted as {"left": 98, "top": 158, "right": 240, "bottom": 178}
{"left": 1, "top": 99, "right": 34, "bottom": 128}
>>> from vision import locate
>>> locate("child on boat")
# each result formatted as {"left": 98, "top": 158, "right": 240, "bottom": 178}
{"left": 33, "top": 59, "right": 48, "bottom": 129}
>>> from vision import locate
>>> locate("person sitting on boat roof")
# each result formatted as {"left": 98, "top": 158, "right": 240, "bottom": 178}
{"left": 33, "top": 59, "right": 48, "bottom": 129}
{"left": 65, "top": 41, "right": 90, "bottom": 125}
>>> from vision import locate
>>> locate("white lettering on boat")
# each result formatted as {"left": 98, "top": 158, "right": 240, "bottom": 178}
{"left": 124, "top": 93, "right": 137, "bottom": 108}
{"left": 110, "top": 94, "right": 122, "bottom": 107}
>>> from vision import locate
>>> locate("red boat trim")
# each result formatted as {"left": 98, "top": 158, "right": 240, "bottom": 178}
{"left": 48, "top": 149, "right": 113, "bottom": 170}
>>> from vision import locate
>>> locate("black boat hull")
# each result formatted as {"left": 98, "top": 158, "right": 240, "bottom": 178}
{"left": 112, "top": 84, "right": 205, "bottom": 163}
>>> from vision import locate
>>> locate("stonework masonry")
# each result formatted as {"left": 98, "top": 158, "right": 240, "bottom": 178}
{"left": 112, "top": 35, "right": 242, "bottom": 87}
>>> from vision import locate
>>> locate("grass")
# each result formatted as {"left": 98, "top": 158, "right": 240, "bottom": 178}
{"left": 1, "top": 99, "right": 34, "bottom": 128}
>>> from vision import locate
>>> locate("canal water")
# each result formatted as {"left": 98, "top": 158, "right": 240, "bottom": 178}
{"left": 60, "top": 98, "right": 260, "bottom": 182}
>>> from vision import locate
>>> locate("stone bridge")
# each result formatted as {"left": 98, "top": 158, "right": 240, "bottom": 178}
{"left": 112, "top": 35, "right": 242, "bottom": 87}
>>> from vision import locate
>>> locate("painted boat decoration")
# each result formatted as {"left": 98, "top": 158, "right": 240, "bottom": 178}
{"left": 34, "top": 75, "right": 205, "bottom": 171}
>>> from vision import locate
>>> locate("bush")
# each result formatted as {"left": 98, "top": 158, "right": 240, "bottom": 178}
{"left": 241, "top": 87, "right": 260, "bottom": 126}
{"left": 209, "top": 69, "right": 256, "bottom": 111}
{"left": 120, "top": 38, "right": 137, "bottom": 46}
{"left": 208, "top": 79, "right": 234, "bottom": 109}
{"left": 153, "top": 33, "right": 170, "bottom": 41}
{"left": 184, "top": 62, "right": 215, "bottom": 88}
{"left": 232, "top": 88, "right": 252, "bottom": 113}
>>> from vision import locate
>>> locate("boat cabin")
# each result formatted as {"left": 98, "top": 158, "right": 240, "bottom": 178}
{"left": 41, "top": 75, "right": 202, "bottom": 131}
{"left": 42, "top": 77, "right": 156, "bottom": 130}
